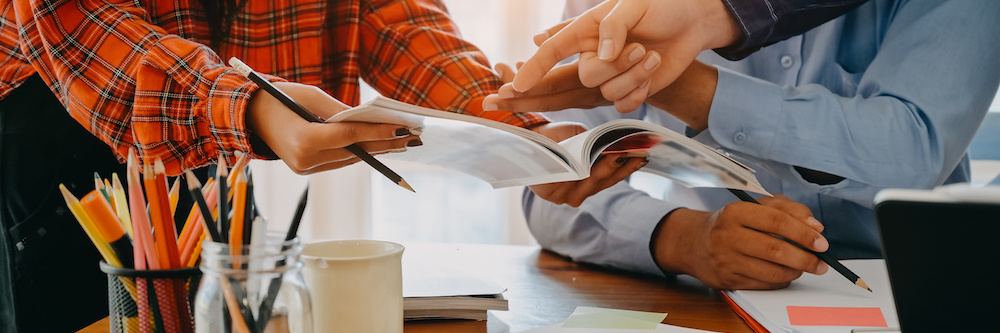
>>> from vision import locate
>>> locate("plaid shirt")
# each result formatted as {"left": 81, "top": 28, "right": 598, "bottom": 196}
{"left": 0, "top": 0, "right": 546, "bottom": 175}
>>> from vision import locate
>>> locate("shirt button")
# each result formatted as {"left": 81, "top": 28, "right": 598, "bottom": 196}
{"left": 780, "top": 55, "right": 794, "bottom": 68}
{"left": 733, "top": 131, "right": 748, "bottom": 145}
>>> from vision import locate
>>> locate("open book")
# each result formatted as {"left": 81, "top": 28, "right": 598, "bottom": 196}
{"left": 328, "top": 96, "right": 768, "bottom": 194}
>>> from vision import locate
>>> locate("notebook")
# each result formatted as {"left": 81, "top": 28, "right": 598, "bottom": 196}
{"left": 873, "top": 184, "right": 1000, "bottom": 332}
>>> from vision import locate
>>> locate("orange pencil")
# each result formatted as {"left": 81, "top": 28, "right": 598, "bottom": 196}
{"left": 80, "top": 190, "right": 134, "bottom": 268}
{"left": 176, "top": 178, "right": 213, "bottom": 249}
{"left": 127, "top": 150, "right": 159, "bottom": 270}
{"left": 181, "top": 180, "right": 217, "bottom": 264}
{"left": 144, "top": 161, "right": 180, "bottom": 270}
{"left": 229, "top": 172, "right": 248, "bottom": 257}
{"left": 226, "top": 151, "right": 249, "bottom": 189}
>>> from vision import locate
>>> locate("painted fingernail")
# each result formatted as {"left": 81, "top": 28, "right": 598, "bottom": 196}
{"left": 615, "top": 157, "right": 627, "bottom": 164}
{"left": 599, "top": 39, "right": 614, "bottom": 60}
{"left": 644, "top": 53, "right": 661, "bottom": 71}
{"left": 407, "top": 138, "right": 424, "bottom": 147}
{"left": 628, "top": 46, "right": 644, "bottom": 62}
{"left": 636, "top": 158, "right": 649, "bottom": 170}
{"left": 395, "top": 128, "right": 411, "bottom": 137}
{"left": 813, "top": 237, "right": 830, "bottom": 252}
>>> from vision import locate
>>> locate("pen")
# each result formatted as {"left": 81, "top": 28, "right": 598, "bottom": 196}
{"left": 227, "top": 57, "right": 414, "bottom": 192}
{"left": 727, "top": 189, "right": 872, "bottom": 292}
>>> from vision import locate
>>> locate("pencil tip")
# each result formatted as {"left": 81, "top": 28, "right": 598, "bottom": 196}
{"left": 857, "top": 278, "right": 871, "bottom": 291}
{"left": 399, "top": 179, "right": 415, "bottom": 193}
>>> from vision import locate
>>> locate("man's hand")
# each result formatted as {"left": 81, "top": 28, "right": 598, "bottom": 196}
{"left": 489, "top": 0, "right": 739, "bottom": 113}
{"left": 653, "top": 195, "right": 830, "bottom": 290}
{"left": 246, "top": 82, "right": 421, "bottom": 174}
{"left": 525, "top": 122, "right": 646, "bottom": 207}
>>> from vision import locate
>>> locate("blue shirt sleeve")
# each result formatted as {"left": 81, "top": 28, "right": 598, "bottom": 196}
{"left": 709, "top": 0, "right": 1000, "bottom": 195}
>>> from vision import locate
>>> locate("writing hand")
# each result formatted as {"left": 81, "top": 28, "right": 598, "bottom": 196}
{"left": 246, "top": 82, "right": 420, "bottom": 174}
{"left": 653, "top": 194, "right": 829, "bottom": 290}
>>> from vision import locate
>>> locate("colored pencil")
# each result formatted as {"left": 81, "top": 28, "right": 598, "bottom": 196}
{"left": 127, "top": 149, "right": 160, "bottom": 270}
{"left": 727, "top": 189, "right": 871, "bottom": 292}
{"left": 184, "top": 172, "right": 222, "bottom": 243}
{"left": 217, "top": 158, "right": 230, "bottom": 243}
{"left": 111, "top": 173, "right": 133, "bottom": 237}
{"left": 229, "top": 172, "right": 248, "bottom": 259}
{"left": 228, "top": 57, "right": 414, "bottom": 192}
{"left": 59, "top": 184, "right": 121, "bottom": 267}
{"left": 168, "top": 177, "right": 180, "bottom": 216}
{"left": 80, "top": 190, "right": 134, "bottom": 268}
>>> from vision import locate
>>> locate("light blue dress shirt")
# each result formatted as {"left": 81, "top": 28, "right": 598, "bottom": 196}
{"left": 524, "top": 0, "right": 1000, "bottom": 277}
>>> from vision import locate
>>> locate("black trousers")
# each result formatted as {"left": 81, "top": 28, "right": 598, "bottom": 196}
{"left": 0, "top": 75, "right": 126, "bottom": 332}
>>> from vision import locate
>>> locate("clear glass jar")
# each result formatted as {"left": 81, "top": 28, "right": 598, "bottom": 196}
{"left": 195, "top": 235, "right": 312, "bottom": 333}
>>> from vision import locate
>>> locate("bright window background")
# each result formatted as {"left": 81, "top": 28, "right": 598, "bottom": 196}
{"left": 250, "top": 0, "right": 567, "bottom": 245}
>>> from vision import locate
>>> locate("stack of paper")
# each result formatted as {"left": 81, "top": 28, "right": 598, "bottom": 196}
{"left": 403, "top": 273, "right": 507, "bottom": 321}
{"left": 522, "top": 306, "right": 721, "bottom": 333}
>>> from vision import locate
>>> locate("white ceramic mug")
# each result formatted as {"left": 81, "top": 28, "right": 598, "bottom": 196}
{"left": 301, "top": 240, "right": 404, "bottom": 333}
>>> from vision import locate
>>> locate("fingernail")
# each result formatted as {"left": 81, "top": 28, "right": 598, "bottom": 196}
{"left": 394, "top": 128, "right": 411, "bottom": 137}
{"left": 816, "top": 262, "right": 829, "bottom": 275}
{"left": 813, "top": 237, "right": 830, "bottom": 252}
{"left": 387, "top": 148, "right": 408, "bottom": 154}
{"left": 628, "top": 46, "right": 644, "bottom": 62}
{"left": 482, "top": 100, "right": 498, "bottom": 111}
{"left": 599, "top": 39, "right": 614, "bottom": 60}
{"left": 640, "top": 80, "right": 650, "bottom": 90}
{"left": 495, "top": 67, "right": 504, "bottom": 79}
{"left": 407, "top": 138, "right": 423, "bottom": 147}
{"left": 644, "top": 53, "right": 661, "bottom": 71}
{"left": 615, "top": 157, "right": 627, "bottom": 164}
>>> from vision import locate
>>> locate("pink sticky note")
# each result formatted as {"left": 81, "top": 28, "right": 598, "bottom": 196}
{"left": 787, "top": 306, "right": 888, "bottom": 327}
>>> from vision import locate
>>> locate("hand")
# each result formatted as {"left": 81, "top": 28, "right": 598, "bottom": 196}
{"left": 485, "top": 44, "right": 655, "bottom": 113}
{"left": 246, "top": 82, "right": 420, "bottom": 174}
{"left": 525, "top": 122, "right": 646, "bottom": 207}
{"left": 506, "top": 0, "right": 740, "bottom": 111}
{"left": 652, "top": 195, "right": 830, "bottom": 290}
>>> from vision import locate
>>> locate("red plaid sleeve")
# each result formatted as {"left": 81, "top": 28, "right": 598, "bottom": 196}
{"left": 358, "top": 0, "right": 548, "bottom": 128}
{"left": 13, "top": 0, "right": 260, "bottom": 175}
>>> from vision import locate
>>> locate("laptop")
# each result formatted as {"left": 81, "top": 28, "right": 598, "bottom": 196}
{"left": 873, "top": 184, "right": 1000, "bottom": 332}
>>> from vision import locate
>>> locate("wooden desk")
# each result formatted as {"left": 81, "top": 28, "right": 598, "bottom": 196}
{"left": 79, "top": 243, "right": 752, "bottom": 332}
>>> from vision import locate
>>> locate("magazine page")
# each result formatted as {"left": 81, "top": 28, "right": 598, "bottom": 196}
{"left": 560, "top": 119, "right": 769, "bottom": 195}
{"left": 327, "top": 97, "right": 580, "bottom": 188}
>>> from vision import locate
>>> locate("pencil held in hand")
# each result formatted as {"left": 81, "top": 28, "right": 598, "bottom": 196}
{"left": 227, "top": 57, "right": 414, "bottom": 192}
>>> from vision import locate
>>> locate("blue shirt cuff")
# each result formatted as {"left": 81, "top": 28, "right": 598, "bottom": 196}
{"left": 707, "top": 66, "right": 783, "bottom": 158}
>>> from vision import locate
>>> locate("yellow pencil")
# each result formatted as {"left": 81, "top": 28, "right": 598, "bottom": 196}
{"left": 111, "top": 173, "right": 133, "bottom": 237}
{"left": 168, "top": 177, "right": 180, "bottom": 216}
{"left": 59, "top": 183, "right": 121, "bottom": 267}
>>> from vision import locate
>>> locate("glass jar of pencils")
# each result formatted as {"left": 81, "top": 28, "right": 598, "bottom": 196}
{"left": 194, "top": 234, "right": 312, "bottom": 333}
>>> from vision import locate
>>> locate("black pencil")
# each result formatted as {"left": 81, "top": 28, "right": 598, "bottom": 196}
{"left": 184, "top": 170, "right": 222, "bottom": 243}
{"left": 257, "top": 185, "right": 310, "bottom": 330}
{"left": 228, "top": 57, "right": 414, "bottom": 192}
{"left": 727, "top": 189, "right": 872, "bottom": 292}
{"left": 217, "top": 159, "right": 230, "bottom": 243}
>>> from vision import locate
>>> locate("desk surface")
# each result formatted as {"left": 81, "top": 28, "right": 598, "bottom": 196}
{"left": 79, "top": 243, "right": 752, "bottom": 333}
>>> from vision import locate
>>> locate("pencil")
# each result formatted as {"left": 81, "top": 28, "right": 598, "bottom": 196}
{"left": 727, "top": 189, "right": 871, "bottom": 292}
{"left": 127, "top": 149, "right": 161, "bottom": 270}
{"left": 111, "top": 173, "right": 133, "bottom": 237}
{"left": 242, "top": 170, "right": 255, "bottom": 246}
{"left": 228, "top": 57, "right": 414, "bottom": 192}
{"left": 95, "top": 172, "right": 111, "bottom": 203}
{"left": 59, "top": 184, "right": 122, "bottom": 267}
{"left": 184, "top": 171, "right": 222, "bottom": 243}
{"left": 259, "top": 185, "right": 309, "bottom": 329}
{"left": 168, "top": 177, "right": 180, "bottom": 216}
{"left": 80, "top": 190, "right": 135, "bottom": 269}
{"left": 226, "top": 151, "right": 249, "bottom": 189}
{"left": 229, "top": 172, "right": 248, "bottom": 258}
{"left": 217, "top": 158, "right": 230, "bottom": 243}
{"left": 145, "top": 161, "right": 181, "bottom": 269}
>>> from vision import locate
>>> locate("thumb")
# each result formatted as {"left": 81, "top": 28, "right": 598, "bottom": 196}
{"left": 598, "top": 0, "right": 645, "bottom": 61}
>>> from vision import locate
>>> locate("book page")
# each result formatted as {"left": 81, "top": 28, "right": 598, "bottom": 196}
{"left": 724, "top": 260, "right": 899, "bottom": 333}
{"left": 327, "top": 97, "right": 581, "bottom": 188}
{"left": 561, "top": 119, "right": 769, "bottom": 195}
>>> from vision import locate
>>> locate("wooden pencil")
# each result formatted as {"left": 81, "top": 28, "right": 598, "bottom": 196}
{"left": 110, "top": 173, "right": 133, "bottom": 237}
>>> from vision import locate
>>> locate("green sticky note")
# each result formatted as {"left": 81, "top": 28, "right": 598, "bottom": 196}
{"left": 561, "top": 306, "right": 668, "bottom": 329}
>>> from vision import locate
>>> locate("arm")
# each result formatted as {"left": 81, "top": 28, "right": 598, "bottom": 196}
{"left": 357, "top": 0, "right": 547, "bottom": 128}
{"left": 716, "top": 0, "right": 868, "bottom": 60}
{"left": 656, "top": 0, "right": 1000, "bottom": 197}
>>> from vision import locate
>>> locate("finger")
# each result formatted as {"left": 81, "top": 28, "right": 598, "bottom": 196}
{"left": 485, "top": 84, "right": 607, "bottom": 113}
{"left": 512, "top": 8, "right": 607, "bottom": 92}
{"left": 613, "top": 80, "right": 649, "bottom": 113}
{"left": 733, "top": 255, "right": 804, "bottom": 287}
{"left": 759, "top": 194, "right": 823, "bottom": 232}
{"left": 312, "top": 122, "right": 412, "bottom": 149}
{"left": 737, "top": 202, "right": 829, "bottom": 253}
{"left": 597, "top": 51, "right": 659, "bottom": 100}
{"left": 738, "top": 231, "right": 827, "bottom": 276}
{"left": 577, "top": 42, "right": 647, "bottom": 87}
{"left": 597, "top": 0, "right": 646, "bottom": 61}
{"left": 495, "top": 63, "right": 516, "bottom": 84}
{"left": 291, "top": 135, "right": 420, "bottom": 172}
{"left": 534, "top": 18, "right": 573, "bottom": 46}
{"left": 566, "top": 155, "right": 642, "bottom": 205}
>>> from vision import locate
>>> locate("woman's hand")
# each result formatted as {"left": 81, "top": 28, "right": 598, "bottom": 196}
{"left": 246, "top": 82, "right": 421, "bottom": 174}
